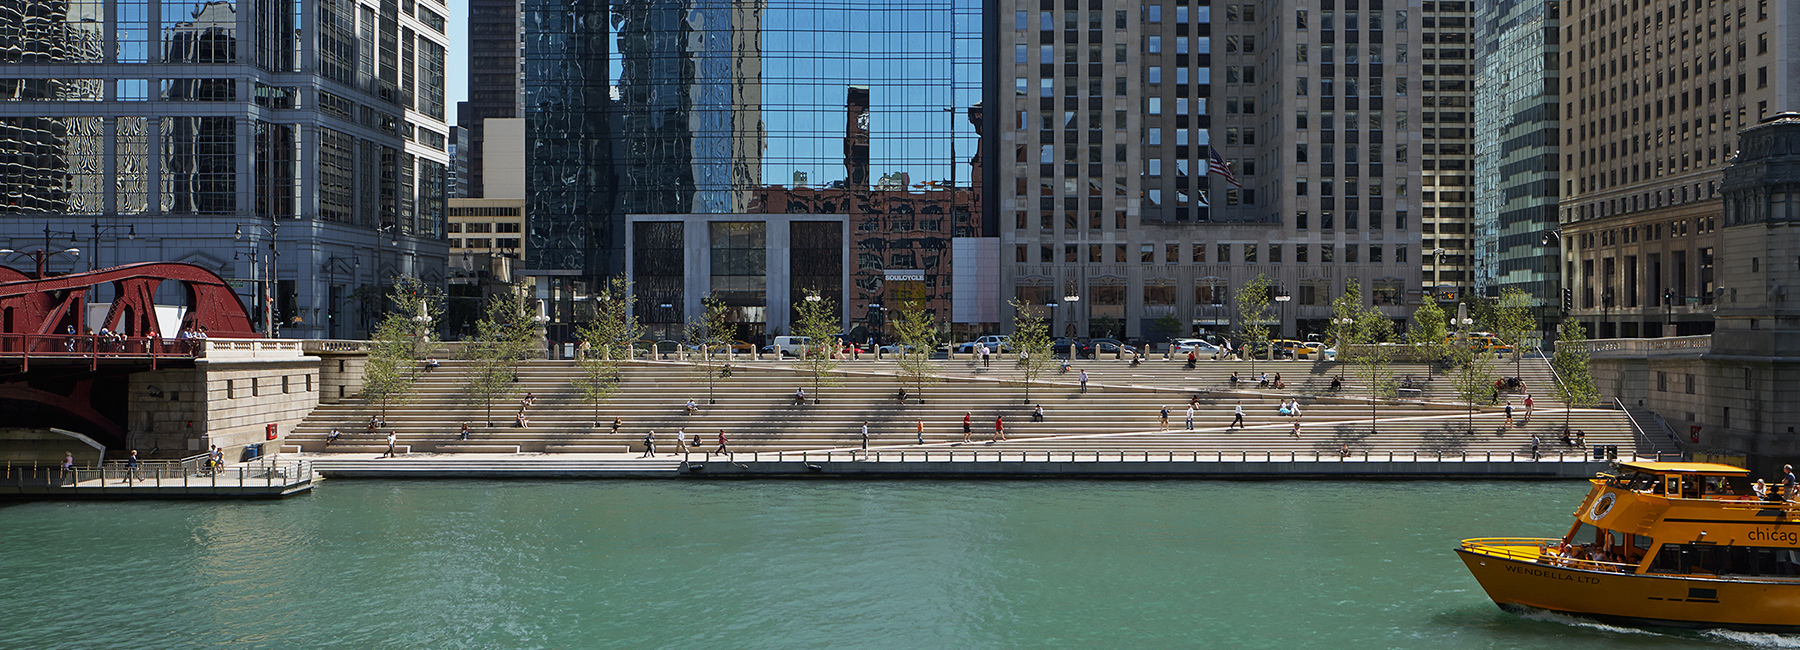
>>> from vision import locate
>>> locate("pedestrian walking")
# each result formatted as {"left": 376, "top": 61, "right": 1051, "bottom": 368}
{"left": 1524, "top": 394, "right": 1534, "bottom": 420}
{"left": 123, "top": 449, "right": 142, "bottom": 482}
{"left": 995, "top": 415, "right": 1006, "bottom": 441}
{"left": 980, "top": 344, "right": 991, "bottom": 368}
{"left": 861, "top": 421, "right": 870, "bottom": 450}
{"left": 675, "top": 427, "right": 689, "bottom": 453}
{"left": 1230, "top": 402, "right": 1245, "bottom": 429}
{"left": 383, "top": 432, "right": 398, "bottom": 458}
{"left": 61, "top": 451, "right": 75, "bottom": 486}
{"left": 1185, "top": 405, "right": 1195, "bottom": 430}
{"left": 1159, "top": 406, "right": 1170, "bottom": 430}
{"left": 963, "top": 411, "right": 973, "bottom": 442}
{"left": 1530, "top": 433, "right": 1541, "bottom": 459}
{"left": 641, "top": 431, "right": 657, "bottom": 457}
{"left": 714, "top": 430, "right": 730, "bottom": 455}
{"left": 1505, "top": 402, "right": 1515, "bottom": 428}
{"left": 1079, "top": 369, "right": 1089, "bottom": 393}
{"left": 916, "top": 419, "right": 925, "bottom": 444}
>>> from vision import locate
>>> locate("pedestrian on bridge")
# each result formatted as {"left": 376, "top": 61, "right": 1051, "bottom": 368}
{"left": 123, "top": 449, "right": 142, "bottom": 482}
{"left": 61, "top": 451, "right": 74, "bottom": 486}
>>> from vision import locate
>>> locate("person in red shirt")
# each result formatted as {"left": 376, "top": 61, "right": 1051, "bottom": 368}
{"left": 713, "top": 430, "right": 729, "bottom": 455}
{"left": 962, "top": 412, "right": 972, "bottom": 443}
{"left": 994, "top": 415, "right": 1006, "bottom": 442}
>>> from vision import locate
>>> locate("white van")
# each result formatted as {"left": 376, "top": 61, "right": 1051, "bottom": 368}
{"left": 771, "top": 335, "right": 812, "bottom": 358}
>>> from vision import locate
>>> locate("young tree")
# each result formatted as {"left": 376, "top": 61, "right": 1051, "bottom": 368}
{"left": 1408, "top": 298, "right": 1450, "bottom": 372}
{"left": 682, "top": 293, "right": 732, "bottom": 404}
{"left": 1347, "top": 302, "right": 1396, "bottom": 435}
{"left": 1328, "top": 279, "right": 1365, "bottom": 355}
{"left": 574, "top": 276, "right": 643, "bottom": 427}
{"left": 462, "top": 280, "right": 537, "bottom": 427}
{"left": 1485, "top": 287, "right": 1538, "bottom": 379}
{"left": 1091, "top": 314, "right": 1121, "bottom": 340}
{"left": 1236, "top": 274, "right": 1273, "bottom": 374}
{"left": 1009, "top": 297, "right": 1055, "bottom": 403}
{"left": 360, "top": 276, "right": 442, "bottom": 422}
{"left": 891, "top": 300, "right": 942, "bottom": 402}
{"left": 1552, "top": 319, "right": 1603, "bottom": 435}
{"left": 1448, "top": 339, "right": 1498, "bottom": 433}
{"left": 793, "top": 289, "right": 844, "bottom": 404}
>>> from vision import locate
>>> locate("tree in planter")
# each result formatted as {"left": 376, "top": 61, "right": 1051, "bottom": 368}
{"left": 574, "top": 276, "right": 643, "bottom": 427}
{"left": 462, "top": 280, "right": 538, "bottom": 427}
{"left": 1235, "top": 274, "right": 1274, "bottom": 374}
{"left": 1448, "top": 338, "right": 1498, "bottom": 434}
{"left": 1485, "top": 287, "right": 1538, "bottom": 380}
{"left": 1551, "top": 319, "right": 1602, "bottom": 435}
{"left": 360, "top": 276, "right": 442, "bottom": 424}
{"left": 793, "top": 289, "right": 843, "bottom": 404}
{"left": 682, "top": 293, "right": 732, "bottom": 404}
{"left": 891, "top": 300, "right": 942, "bottom": 402}
{"left": 1346, "top": 299, "right": 1397, "bottom": 435}
{"left": 1009, "top": 297, "right": 1055, "bottom": 403}
{"left": 1408, "top": 298, "right": 1450, "bottom": 372}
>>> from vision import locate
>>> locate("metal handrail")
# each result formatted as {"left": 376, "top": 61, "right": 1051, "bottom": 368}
{"left": 1613, "top": 397, "right": 1663, "bottom": 455}
{"left": 678, "top": 449, "right": 1639, "bottom": 465}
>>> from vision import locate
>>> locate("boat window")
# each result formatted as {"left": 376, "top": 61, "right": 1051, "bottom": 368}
{"left": 1649, "top": 543, "right": 1800, "bottom": 576}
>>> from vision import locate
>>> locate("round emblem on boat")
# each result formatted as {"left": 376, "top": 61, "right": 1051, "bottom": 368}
{"left": 1590, "top": 493, "right": 1617, "bottom": 520}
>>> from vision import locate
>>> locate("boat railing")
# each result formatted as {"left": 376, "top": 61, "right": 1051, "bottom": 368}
{"left": 1461, "top": 537, "right": 1640, "bottom": 572}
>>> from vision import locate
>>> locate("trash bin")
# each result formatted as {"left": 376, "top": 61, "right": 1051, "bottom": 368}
{"left": 241, "top": 443, "right": 262, "bottom": 462}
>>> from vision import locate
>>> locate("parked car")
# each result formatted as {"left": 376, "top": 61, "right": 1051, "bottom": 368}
{"left": 1172, "top": 338, "right": 1222, "bottom": 356}
{"left": 953, "top": 335, "right": 1013, "bottom": 354}
{"left": 1052, "top": 337, "right": 1090, "bottom": 358}
{"left": 1088, "top": 338, "right": 1136, "bottom": 358}
{"left": 1297, "top": 342, "right": 1337, "bottom": 360}
{"left": 769, "top": 335, "right": 812, "bottom": 358}
{"left": 878, "top": 343, "right": 918, "bottom": 356}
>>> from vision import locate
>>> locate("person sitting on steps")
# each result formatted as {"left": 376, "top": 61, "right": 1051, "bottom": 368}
{"left": 793, "top": 387, "right": 807, "bottom": 405}
{"left": 1330, "top": 375, "right": 1343, "bottom": 391}
{"left": 1186, "top": 351, "right": 1198, "bottom": 369}
{"left": 896, "top": 387, "right": 910, "bottom": 402}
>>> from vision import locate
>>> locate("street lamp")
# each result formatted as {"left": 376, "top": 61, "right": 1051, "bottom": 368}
{"left": 1273, "top": 287, "right": 1292, "bottom": 340}
{"left": 1601, "top": 286, "right": 1615, "bottom": 339}
{"left": 87, "top": 221, "right": 135, "bottom": 272}
{"left": 236, "top": 223, "right": 279, "bottom": 336}
{"left": 1061, "top": 294, "right": 1081, "bottom": 339}
{"left": 0, "top": 247, "right": 79, "bottom": 279}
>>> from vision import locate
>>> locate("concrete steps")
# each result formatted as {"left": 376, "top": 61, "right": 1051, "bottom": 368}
{"left": 306, "top": 454, "right": 681, "bottom": 477}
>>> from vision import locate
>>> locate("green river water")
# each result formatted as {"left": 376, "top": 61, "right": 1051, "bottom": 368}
{"left": 2, "top": 480, "right": 1798, "bottom": 649}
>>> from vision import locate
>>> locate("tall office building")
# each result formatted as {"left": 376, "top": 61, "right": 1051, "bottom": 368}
{"left": 997, "top": 0, "right": 1424, "bottom": 342}
{"left": 0, "top": 0, "right": 452, "bottom": 339}
{"left": 522, "top": 0, "right": 990, "bottom": 345}
{"left": 1555, "top": 0, "right": 1790, "bottom": 338}
{"left": 460, "top": 0, "right": 521, "bottom": 199}
{"left": 1473, "top": 0, "right": 1561, "bottom": 335}
{"left": 1419, "top": 0, "right": 1477, "bottom": 306}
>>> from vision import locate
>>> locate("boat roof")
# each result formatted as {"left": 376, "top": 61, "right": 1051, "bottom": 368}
{"left": 1618, "top": 461, "right": 1750, "bottom": 475}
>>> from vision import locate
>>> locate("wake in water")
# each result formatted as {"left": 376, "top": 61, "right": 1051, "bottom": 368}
{"left": 1514, "top": 606, "right": 1800, "bottom": 648}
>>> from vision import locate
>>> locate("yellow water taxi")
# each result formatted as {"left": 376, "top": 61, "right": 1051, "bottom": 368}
{"left": 1458, "top": 461, "right": 1800, "bottom": 631}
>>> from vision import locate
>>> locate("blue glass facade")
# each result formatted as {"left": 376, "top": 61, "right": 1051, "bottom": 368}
{"left": 524, "top": 0, "right": 985, "bottom": 278}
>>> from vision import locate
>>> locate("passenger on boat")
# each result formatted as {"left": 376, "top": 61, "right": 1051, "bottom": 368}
{"left": 1754, "top": 478, "right": 1770, "bottom": 501}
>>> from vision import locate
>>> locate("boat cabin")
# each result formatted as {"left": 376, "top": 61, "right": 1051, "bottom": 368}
{"left": 1604, "top": 461, "right": 1757, "bottom": 501}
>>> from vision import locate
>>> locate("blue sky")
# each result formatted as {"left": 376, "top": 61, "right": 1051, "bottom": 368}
{"left": 446, "top": 0, "right": 468, "bottom": 123}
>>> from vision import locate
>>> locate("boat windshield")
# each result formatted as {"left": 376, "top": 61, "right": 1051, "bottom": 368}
{"left": 1608, "top": 470, "right": 1752, "bottom": 498}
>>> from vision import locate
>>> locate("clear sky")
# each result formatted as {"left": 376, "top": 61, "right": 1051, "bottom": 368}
{"left": 446, "top": 0, "right": 468, "bottom": 124}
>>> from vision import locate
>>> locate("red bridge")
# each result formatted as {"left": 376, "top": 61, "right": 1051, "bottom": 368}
{"left": 0, "top": 263, "right": 259, "bottom": 447}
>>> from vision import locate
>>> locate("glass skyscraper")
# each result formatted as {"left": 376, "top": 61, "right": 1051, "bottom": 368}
{"left": 0, "top": 0, "right": 451, "bottom": 339}
{"left": 524, "top": 0, "right": 987, "bottom": 343}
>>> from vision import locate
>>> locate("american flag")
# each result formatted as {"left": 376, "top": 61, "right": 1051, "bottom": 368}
{"left": 1208, "top": 146, "right": 1241, "bottom": 188}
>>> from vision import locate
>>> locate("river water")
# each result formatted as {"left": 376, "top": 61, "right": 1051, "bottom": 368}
{"left": 2, "top": 480, "right": 1797, "bottom": 649}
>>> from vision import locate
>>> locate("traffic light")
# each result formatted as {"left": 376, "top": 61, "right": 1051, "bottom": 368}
{"left": 1663, "top": 288, "right": 1675, "bottom": 306}
{"left": 1561, "top": 288, "right": 1573, "bottom": 312}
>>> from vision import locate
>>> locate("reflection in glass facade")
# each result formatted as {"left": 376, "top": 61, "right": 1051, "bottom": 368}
{"left": 527, "top": 0, "right": 984, "bottom": 338}
{"left": 633, "top": 221, "right": 685, "bottom": 339}
{"left": 161, "top": 116, "right": 235, "bottom": 214}
{"left": 0, "top": 116, "right": 103, "bottom": 214}
{"left": 790, "top": 220, "right": 843, "bottom": 325}
{"left": 161, "top": 0, "right": 236, "bottom": 63}
{"left": 709, "top": 221, "right": 767, "bottom": 335}
{"left": 116, "top": 117, "right": 149, "bottom": 214}
{"left": 0, "top": 0, "right": 106, "bottom": 63}
{"left": 0, "top": 79, "right": 102, "bottom": 101}
{"left": 1474, "top": 0, "right": 1560, "bottom": 317}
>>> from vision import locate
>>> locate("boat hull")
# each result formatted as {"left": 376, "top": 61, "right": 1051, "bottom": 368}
{"left": 1457, "top": 548, "right": 1800, "bottom": 632}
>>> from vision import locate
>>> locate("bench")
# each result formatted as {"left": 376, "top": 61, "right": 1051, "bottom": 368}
{"left": 434, "top": 444, "right": 522, "bottom": 454}
{"left": 1396, "top": 388, "right": 1423, "bottom": 398}
{"left": 279, "top": 445, "right": 303, "bottom": 454}
{"left": 544, "top": 444, "right": 632, "bottom": 453}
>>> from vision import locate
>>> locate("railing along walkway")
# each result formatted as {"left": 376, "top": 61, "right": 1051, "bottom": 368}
{"left": 0, "top": 456, "right": 313, "bottom": 497}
